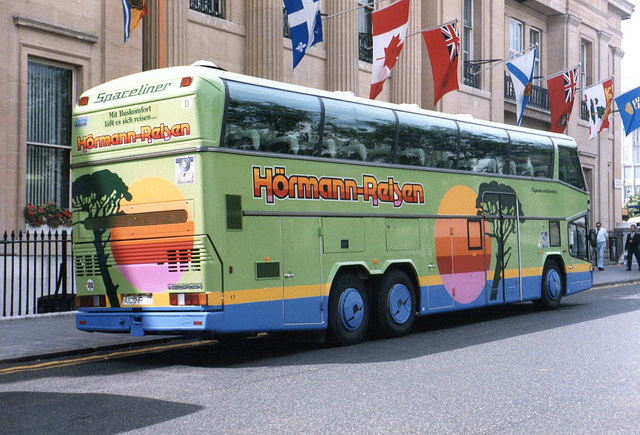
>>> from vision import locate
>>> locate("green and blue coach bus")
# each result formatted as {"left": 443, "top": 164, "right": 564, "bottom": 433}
{"left": 72, "top": 62, "right": 592, "bottom": 345}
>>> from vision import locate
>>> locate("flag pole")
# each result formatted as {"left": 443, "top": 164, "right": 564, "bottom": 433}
{"left": 543, "top": 63, "right": 581, "bottom": 81}
{"left": 323, "top": 0, "right": 388, "bottom": 20}
{"left": 406, "top": 18, "right": 459, "bottom": 39}
{"left": 469, "top": 44, "right": 537, "bottom": 77}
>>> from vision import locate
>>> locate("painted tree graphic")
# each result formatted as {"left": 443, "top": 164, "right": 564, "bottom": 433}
{"left": 475, "top": 181, "right": 525, "bottom": 301}
{"left": 72, "top": 170, "right": 132, "bottom": 308}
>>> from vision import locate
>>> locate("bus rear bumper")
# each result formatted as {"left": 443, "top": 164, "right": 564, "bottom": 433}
{"left": 76, "top": 309, "right": 224, "bottom": 337}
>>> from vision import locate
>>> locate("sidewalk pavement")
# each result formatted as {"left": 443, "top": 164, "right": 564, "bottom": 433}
{"left": 1, "top": 263, "right": 638, "bottom": 364}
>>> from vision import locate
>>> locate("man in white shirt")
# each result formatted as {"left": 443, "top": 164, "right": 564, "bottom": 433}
{"left": 595, "top": 221, "right": 608, "bottom": 270}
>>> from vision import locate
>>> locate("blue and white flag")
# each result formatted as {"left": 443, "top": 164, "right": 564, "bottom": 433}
{"left": 283, "top": 0, "right": 323, "bottom": 68}
{"left": 615, "top": 85, "right": 640, "bottom": 137}
{"left": 506, "top": 48, "right": 537, "bottom": 126}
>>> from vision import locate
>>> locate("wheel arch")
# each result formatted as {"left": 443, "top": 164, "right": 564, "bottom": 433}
{"left": 542, "top": 254, "right": 566, "bottom": 295}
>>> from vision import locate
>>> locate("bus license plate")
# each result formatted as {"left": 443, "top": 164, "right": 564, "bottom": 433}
{"left": 122, "top": 295, "right": 153, "bottom": 305}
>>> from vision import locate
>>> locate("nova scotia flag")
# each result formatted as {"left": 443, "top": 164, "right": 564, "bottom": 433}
{"left": 284, "top": 0, "right": 323, "bottom": 68}
{"left": 506, "top": 48, "right": 537, "bottom": 126}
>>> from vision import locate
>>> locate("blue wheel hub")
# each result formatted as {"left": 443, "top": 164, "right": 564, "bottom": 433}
{"left": 545, "top": 269, "right": 561, "bottom": 300}
{"left": 339, "top": 288, "right": 365, "bottom": 331}
{"left": 388, "top": 284, "right": 411, "bottom": 324}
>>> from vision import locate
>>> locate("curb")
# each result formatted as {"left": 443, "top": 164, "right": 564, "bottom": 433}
{"left": 0, "top": 336, "right": 184, "bottom": 365}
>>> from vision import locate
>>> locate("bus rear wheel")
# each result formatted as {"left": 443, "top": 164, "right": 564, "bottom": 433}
{"left": 328, "top": 274, "right": 370, "bottom": 346}
{"left": 536, "top": 260, "right": 563, "bottom": 310}
{"left": 376, "top": 270, "right": 416, "bottom": 338}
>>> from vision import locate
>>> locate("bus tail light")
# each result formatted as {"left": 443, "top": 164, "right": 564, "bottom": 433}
{"left": 78, "top": 96, "right": 89, "bottom": 106}
{"left": 170, "top": 293, "right": 207, "bottom": 306}
{"left": 75, "top": 295, "right": 106, "bottom": 308}
{"left": 180, "top": 76, "right": 193, "bottom": 87}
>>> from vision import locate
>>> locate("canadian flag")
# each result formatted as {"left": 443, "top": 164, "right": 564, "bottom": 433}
{"left": 369, "top": 0, "right": 411, "bottom": 100}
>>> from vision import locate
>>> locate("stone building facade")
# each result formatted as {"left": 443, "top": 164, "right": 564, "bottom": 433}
{"left": 0, "top": 0, "right": 634, "bottom": 231}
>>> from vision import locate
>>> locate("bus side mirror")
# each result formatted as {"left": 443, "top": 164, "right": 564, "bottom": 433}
{"left": 588, "top": 229, "right": 597, "bottom": 248}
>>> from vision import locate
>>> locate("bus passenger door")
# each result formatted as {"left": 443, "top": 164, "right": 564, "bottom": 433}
{"left": 483, "top": 192, "right": 522, "bottom": 304}
{"left": 281, "top": 217, "right": 323, "bottom": 324}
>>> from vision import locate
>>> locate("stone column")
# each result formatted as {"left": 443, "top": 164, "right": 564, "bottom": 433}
{"left": 142, "top": 0, "right": 186, "bottom": 70}
{"left": 325, "top": 0, "right": 358, "bottom": 92}
{"left": 391, "top": 0, "right": 421, "bottom": 105}
{"left": 245, "top": 1, "right": 283, "bottom": 81}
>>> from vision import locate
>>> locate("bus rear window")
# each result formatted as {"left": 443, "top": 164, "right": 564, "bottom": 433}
{"left": 558, "top": 146, "right": 586, "bottom": 190}
{"left": 223, "top": 81, "right": 321, "bottom": 156}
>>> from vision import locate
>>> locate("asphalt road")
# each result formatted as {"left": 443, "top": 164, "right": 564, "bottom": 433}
{"left": 1, "top": 282, "right": 639, "bottom": 434}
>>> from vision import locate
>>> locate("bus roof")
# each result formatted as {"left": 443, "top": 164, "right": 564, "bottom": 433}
{"left": 75, "top": 62, "right": 577, "bottom": 148}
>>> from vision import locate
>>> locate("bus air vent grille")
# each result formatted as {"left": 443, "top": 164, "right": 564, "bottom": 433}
{"left": 85, "top": 210, "right": 188, "bottom": 230}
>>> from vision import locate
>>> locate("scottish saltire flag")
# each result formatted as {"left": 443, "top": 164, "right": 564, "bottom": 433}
{"left": 283, "top": 0, "right": 323, "bottom": 68}
{"left": 506, "top": 48, "right": 537, "bottom": 126}
{"left": 615, "top": 86, "right": 640, "bottom": 136}
{"left": 369, "top": 0, "right": 410, "bottom": 100}
{"left": 122, "top": 0, "right": 147, "bottom": 43}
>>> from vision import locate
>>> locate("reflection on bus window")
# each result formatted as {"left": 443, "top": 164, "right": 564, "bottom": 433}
{"left": 558, "top": 145, "right": 586, "bottom": 190}
{"left": 223, "top": 81, "right": 322, "bottom": 155}
{"left": 396, "top": 112, "right": 458, "bottom": 168}
{"left": 509, "top": 131, "right": 554, "bottom": 178}
{"left": 322, "top": 98, "right": 396, "bottom": 163}
{"left": 458, "top": 122, "right": 509, "bottom": 173}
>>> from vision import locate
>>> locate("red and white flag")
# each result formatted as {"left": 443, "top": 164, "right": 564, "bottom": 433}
{"left": 423, "top": 20, "right": 460, "bottom": 106}
{"left": 369, "top": 0, "right": 411, "bottom": 100}
{"left": 547, "top": 66, "right": 578, "bottom": 133}
{"left": 583, "top": 77, "right": 613, "bottom": 140}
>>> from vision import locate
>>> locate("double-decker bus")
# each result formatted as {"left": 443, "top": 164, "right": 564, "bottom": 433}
{"left": 72, "top": 62, "right": 591, "bottom": 345}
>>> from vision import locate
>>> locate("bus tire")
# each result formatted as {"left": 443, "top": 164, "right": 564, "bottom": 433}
{"left": 328, "top": 274, "right": 369, "bottom": 346}
{"left": 376, "top": 270, "right": 416, "bottom": 338}
{"left": 537, "top": 260, "right": 563, "bottom": 310}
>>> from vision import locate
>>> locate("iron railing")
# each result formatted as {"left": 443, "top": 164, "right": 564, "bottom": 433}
{"left": 1, "top": 229, "right": 74, "bottom": 317}
{"left": 504, "top": 72, "right": 550, "bottom": 111}
{"left": 463, "top": 62, "right": 481, "bottom": 89}
{"left": 359, "top": 32, "right": 373, "bottom": 63}
{"left": 189, "top": 0, "right": 224, "bottom": 19}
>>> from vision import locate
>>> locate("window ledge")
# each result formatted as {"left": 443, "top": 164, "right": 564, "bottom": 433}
{"left": 13, "top": 15, "right": 98, "bottom": 43}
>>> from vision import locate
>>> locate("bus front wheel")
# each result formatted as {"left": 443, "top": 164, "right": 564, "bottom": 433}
{"left": 536, "top": 260, "right": 563, "bottom": 310}
{"left": 328, "top": 274, "right": 369, "bottom": 346}
{"left": 376, "top": 270, "right": 416, "bottom": 338}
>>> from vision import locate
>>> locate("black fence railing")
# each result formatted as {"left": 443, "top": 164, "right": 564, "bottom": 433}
{"left": 504, "top": 73, "right": 550, "bottom": 111}
{"left": 463, "top": 62, "right": 481, "bottom": 89}
{"left": 359, "top": 32, "right": 373, "bottom": 63}
{"left": 189, "top": 0, "right": 224, "bottom": 19}
{"left": 1, "top": 229, "right": 75, "bottom": 317}
{"left": 580, "top": 100, "right": 589, "bottom": 121}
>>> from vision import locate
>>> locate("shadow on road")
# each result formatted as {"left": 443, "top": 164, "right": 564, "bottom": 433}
{"left": 0, "top": 391, "right": 202, "bottom": 434}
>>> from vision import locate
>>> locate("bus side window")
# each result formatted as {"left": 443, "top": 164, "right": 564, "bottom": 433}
{"left": 558, "top": 145, "right": 586, "bottom": 190}
{"left": 223, "top": 80, "right": 322, "bottom": 156}
{"left": 458, "top": 122, "right": 508, "bottom": 174}
{"left": 322, "top": 99, "right": 395, "bottom": 163}
{"left": 396, "top": 111, "right": 458, "bottom": 168}
{"left": 509, "top": 130, "right": 553, "bottom": 178}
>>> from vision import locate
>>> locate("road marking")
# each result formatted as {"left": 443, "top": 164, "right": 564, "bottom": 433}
{"left": 0, "top": 340, "right": 207, "bottom": 376}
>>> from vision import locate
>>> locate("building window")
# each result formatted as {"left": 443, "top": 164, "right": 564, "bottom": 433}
{"left": 359, "top": 0, "right": 373, "bottom": 63}
{"left": 579, "top": 40, "right": 593, "bottom": 121}
{"left": 26, "top": 60, "right": 73, "bottom": 209}
{"left": 509, "top": 19, "right": 523, "bottom": 57}
{"left": 635, "top": 166, "right": 640, "bottom": 181}
{"left": 462, "top": 0, "right": 480, "bottom": 89}
{"left": 530, "top": 27, "right": 541, "bottom": 84}
{"left": 625, "top": 166, "right": 632, "bottom": 181}
{"left": 189, "top": 0, "right": 224, "bottom": 19}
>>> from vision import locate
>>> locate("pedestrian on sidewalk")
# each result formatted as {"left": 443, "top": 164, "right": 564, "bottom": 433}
{"left": 625, "top": 224, "right": 640, "bottom": 271}
{"left": 594, "top": 221, "right": 608, "bottom": 271}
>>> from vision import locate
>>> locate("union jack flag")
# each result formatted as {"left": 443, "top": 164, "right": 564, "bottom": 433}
{"left": 441, "top": 23, "right": 459, "bottom": 62}
{"left": 563, "top": 67, "right": 578, "bottom": 103}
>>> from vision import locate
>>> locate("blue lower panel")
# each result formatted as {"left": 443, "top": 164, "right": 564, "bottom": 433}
{"left": 77, "top": 297, "right": 328, "bottom": 336}
{"left": 565, "top": 270, "right": 593, "bottom": 295}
